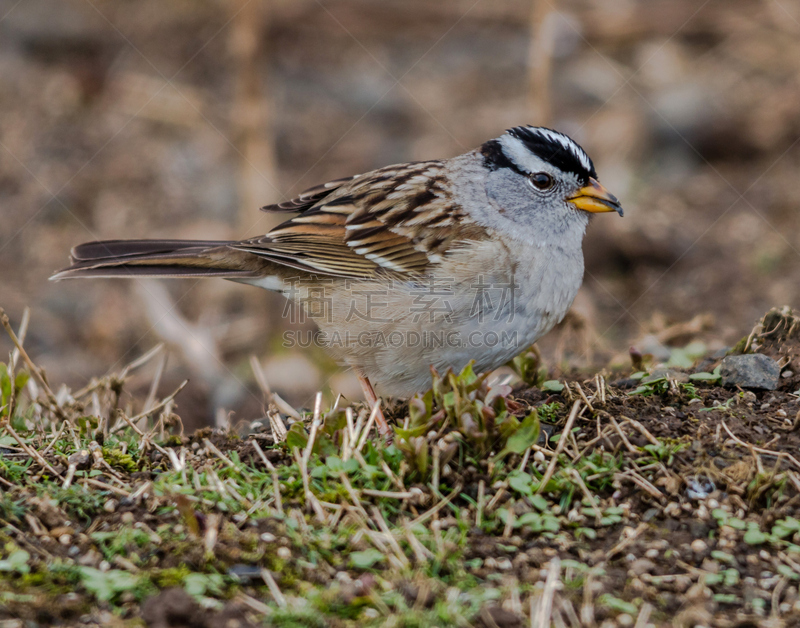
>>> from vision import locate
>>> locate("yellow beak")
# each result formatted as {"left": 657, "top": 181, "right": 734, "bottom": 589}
{"left": 567, "top": 178, "right": 623, "bottom": 216}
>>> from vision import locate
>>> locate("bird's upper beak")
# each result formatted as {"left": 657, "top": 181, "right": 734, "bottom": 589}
{"left": 567, "top": 178, "right": 623, "bottom": 216}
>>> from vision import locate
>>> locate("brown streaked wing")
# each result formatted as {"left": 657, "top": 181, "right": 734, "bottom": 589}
{"left": 233, "top": 160, "right": 475, "bottom": 279}
{"left": 260, "top": 175, "right": 360, "bottom": 213}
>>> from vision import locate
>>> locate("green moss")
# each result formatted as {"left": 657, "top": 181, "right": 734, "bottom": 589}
{"left": 102, "top": 448, "right": 138, "bottom": 473}
{"left": 151, "top": 565, "right": 192, "bottom": 588}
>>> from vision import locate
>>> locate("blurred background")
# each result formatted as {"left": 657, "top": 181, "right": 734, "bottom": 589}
{"left": 1, "top": 0, "right": 799, "bottom": 429}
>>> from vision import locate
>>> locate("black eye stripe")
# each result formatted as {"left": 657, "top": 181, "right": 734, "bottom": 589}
{"left": 506, "top": 126, "right": 596, "bottom": 185}
{"left": 480, "top": 140, "right": 528, "bottom": 176}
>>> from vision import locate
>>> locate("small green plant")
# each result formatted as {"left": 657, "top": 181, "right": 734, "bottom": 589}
{"left": 0, "top": 547, "right": 30, "bottom": 574}
{"left": 78, "top": 567, "right": 141, "bottom": 602}
{"left": 0, "top": 362, "right": 29, "bottom": 425}
{"left": 349, "top": 548, "right": 384, "bottom": 569}
{"left": 536, "top": 402, "right": 563, "bottom": 422}
{"left": 627, "top": 376, "right": 697, "bottom": 398}
{"left": 510, "top": 346, "right": 546, "bottom": 387}
{"left": 394, "top": 362, "right": 540, "bottom": 477}
{"left": 689, "top": 365, "right": 722, "bottom": 383}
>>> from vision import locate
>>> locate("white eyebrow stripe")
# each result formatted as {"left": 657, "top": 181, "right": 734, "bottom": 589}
{"left": 531, "top": 128, "right": 593, "bottom": 173}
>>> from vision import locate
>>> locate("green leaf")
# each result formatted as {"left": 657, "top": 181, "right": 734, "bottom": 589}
{"left": 0, "top": 549, "right": 30, "bottom": 574}
{"left": 689, "top": 372, "right": 720, "bottom": 381}
{"left": 710, "top": 550, "right": 736, "bottom": 564}
{"left": 493, "top": 411, "right": 540, "bottom": 462}
{"left": 14, "top": 371, "right": 29, "bottom": 395}
{"left": 79, "top": 567, "right": 139, "bottom": 602}
{"left": 285, "top": 423, "right": 309, "bottom": 451}
{"left": 711, "top": 509, "right": 729, "bottom": 522}
{"left": 184, "top": 573, "right": 224, "bottom": 597}
{"left": 576, "top": 527, "right": 597, "bottom": 540}
{"left": 508, "top": 471, "right": 534, "bottom": 496}
{"left": 743, "top": 528, "right": 768, "bottom": 545}
{"left": 541, "top": 515, "right": 560, "bottom": 533}
{"left": 458, "top": 362, "right": 478, "bottom": 387}
{"left": 542, "top": 380, "right": 564, "bottom": 392}
{"left": 0, "top": 364, "right": 10, "bottom": 404}
{"left": 530, "top": 495, "right": 548, "bottom": 512}
{"left": 598, "top": 595, "right": 638, "bottom": 615}
{"left": 777, "top": 564, "right": 800, "bottom": 580}
{"left": 516, "top": 512, "right": 542, "bottom": 529}
{"left": 349, "top": 549, "right": 385, "bottom": 569}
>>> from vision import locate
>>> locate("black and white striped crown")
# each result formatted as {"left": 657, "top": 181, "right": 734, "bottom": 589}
{"left": 481, "top": 126, "right": 597, "bottom": 184}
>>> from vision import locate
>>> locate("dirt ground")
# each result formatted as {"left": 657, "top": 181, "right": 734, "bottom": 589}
{"left": 1, "top": 307, "right": 800, "bottom": 627}
{"left": 2, "top": 0, "right": 800, "bottom": 429}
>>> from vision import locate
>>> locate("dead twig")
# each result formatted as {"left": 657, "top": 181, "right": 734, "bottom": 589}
{"left": 721, "top": 421, "right": 800, "bottom": 472}
{"left": 536, "top": 400, "right": 581, "bottom": 495}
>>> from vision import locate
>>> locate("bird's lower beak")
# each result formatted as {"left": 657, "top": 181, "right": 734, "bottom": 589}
{"left": 567, "top": 178, "right": 623, "bottom": 216}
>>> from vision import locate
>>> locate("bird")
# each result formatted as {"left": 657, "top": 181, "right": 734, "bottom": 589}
{"left": 52, "top": 125, "right": 623, "bottom": 438}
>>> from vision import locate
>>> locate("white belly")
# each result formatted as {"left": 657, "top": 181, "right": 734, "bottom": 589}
{"left": 250, "top": 239, "right": 585, "bottom": 397}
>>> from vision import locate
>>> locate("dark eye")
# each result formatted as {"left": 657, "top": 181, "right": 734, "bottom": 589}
{"left": 529, "top": 172, "right": 554, "bottom": 190}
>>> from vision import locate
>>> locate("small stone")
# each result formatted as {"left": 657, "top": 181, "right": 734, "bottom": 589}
{"left": 645, "top": 549, "right": 659, "bottom": 559}
{"left": 58, "top": 534, "right": 72, "bottom": 545}
{"left": 782, "top": 371, "right": 793, "bottom": 378}
{"left": 276, "top": 547, "right": 291, "bottom": 560}
{"left": 664, "top": 502, "right": 680, "bottom": 516}
{"left": 630, "top": 558, "right": 656, "bottom": 576}
{"left": 78, "top": 549, "right": 102, "bottom": 567}
{"left": 103, "top": 499, "right": 117, "bottom": 513}
{"left": 719, "top": 354, "right": 780, "bottom": 390}
{"left": 674, "top": 575, "right": 692, "bottom": 592}
{"left": 691, "top": 539, "right": 707, "bottom": 553}
{"left": 260, "top": 532, "right": 276, "bottom": 543}
{"left": 120, "top": 512, "right": 134, "bottom": 524}
{"left": 617, "top": 613, "right": 634, "bottom": 627}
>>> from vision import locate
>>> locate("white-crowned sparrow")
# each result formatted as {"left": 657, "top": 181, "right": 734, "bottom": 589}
{"left": 52, "top": 126, "right": 622, "bottom": 436}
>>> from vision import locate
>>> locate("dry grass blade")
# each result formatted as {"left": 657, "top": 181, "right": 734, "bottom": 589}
{"left": 356, "top": 401, "right": 381, "bottom": 451}
{"left": 250, "top": 355, "right": 301, "bottom": 420}
{"left": 260, "top": 569, "right": 287, "bottom": 608}
{"left": 1, "top": 307, "right": 68, "bottom": 422}
{"left": 407, "top": 483, "right": 462, "bottom": 527}
{"left": 361, "top": 489, "right": 413, "bottom": 499}
{"left": 142, "top": 351, "right": 168, "bottom": 415}
{"left": 204, "top": 438, "right": 238, "bottom": 469}
{"left": 112, "top": 380, "right": 188, "bottom": 435}
{"left": 533, "top": 557, "right": 560, "bottom": 628}
{"left": 634, "top": 602, "right": 653, "bottom": 628}
{"left": 722, "top": 421, "right": 800, "bottom": 472}
{"left": 536, "top": 400, "right": 581, "bottom": 495}
{"left": 608, "top": 523, "right": 648, "bottom": 558}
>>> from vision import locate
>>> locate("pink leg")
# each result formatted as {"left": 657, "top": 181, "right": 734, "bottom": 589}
{"left": 356, "top": 372, "right": 392, "bottom": 439}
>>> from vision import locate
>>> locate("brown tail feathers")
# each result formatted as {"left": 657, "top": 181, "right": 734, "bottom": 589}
{"left": 50, "top": 239, "right": 259, "bottom": 281}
